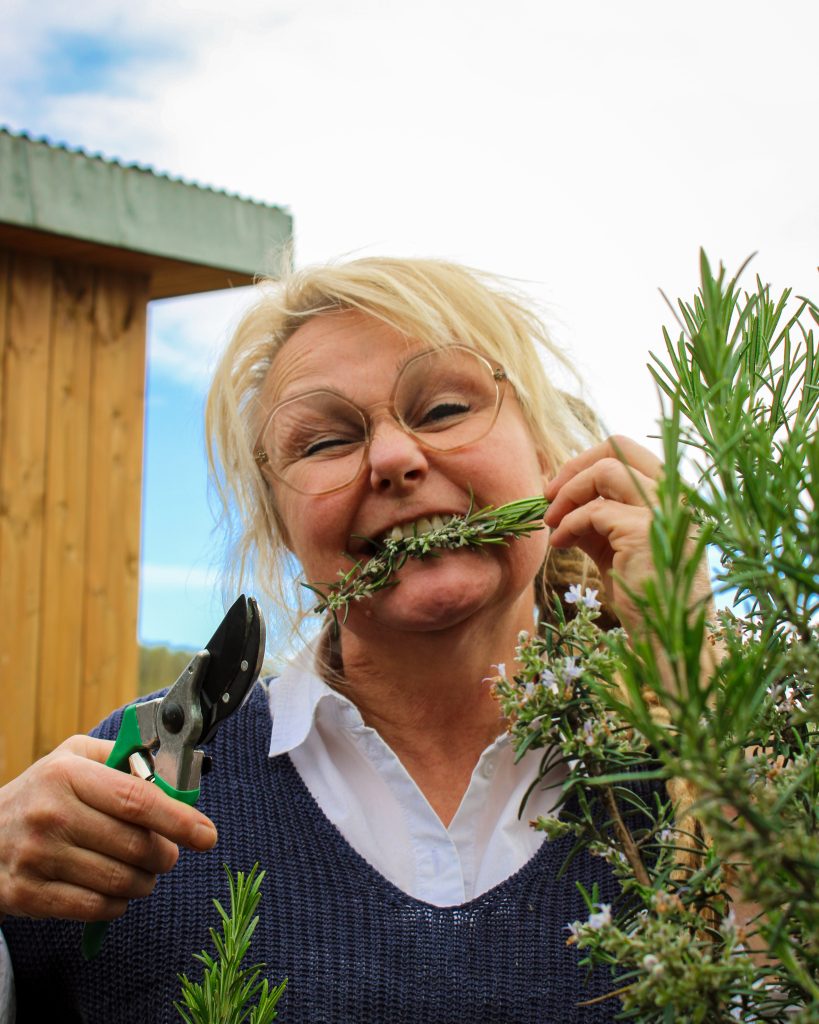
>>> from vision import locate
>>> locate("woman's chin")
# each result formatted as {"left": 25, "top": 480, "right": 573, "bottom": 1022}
{"left": 346, "top": 553, "right": 505, "bottom": 634}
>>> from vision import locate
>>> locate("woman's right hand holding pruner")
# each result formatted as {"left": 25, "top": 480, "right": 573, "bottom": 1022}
{"left": 0, "top": 735, "right": 217, "bottom": 923}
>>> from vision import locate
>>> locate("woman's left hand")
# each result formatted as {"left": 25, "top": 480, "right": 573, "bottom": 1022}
{"left": 543, "top": 435, "right": 666, "bottom": 633}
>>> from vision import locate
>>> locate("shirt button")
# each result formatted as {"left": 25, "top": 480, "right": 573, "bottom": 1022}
{"left": 481, "top": 759, "right": 496, "bottom": 779}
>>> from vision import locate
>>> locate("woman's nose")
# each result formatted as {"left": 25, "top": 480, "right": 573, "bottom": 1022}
{"left": 367, "top": 415, "right": 429, "bottom": 494}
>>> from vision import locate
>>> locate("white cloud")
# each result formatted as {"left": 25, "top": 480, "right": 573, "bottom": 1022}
{"left": 5, "top": 5, "right": 817, "bottom": 429}
{"left": 147, "top": 287, "right": 258, "bottom": 390}
{"left": 12, "top": 9, "right": 817, "bottom": 423}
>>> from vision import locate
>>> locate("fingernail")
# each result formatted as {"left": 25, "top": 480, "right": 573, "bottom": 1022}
{"left": 194, "top": 823, "right": 218, "bottom": 849}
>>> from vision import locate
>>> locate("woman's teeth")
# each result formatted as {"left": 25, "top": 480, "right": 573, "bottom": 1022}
{"left": 386, "top": 514, "right": 447, "bottom": 542}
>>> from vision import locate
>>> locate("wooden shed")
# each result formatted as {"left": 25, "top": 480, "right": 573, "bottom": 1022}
{"left": 0, "top": 128, "right": 292, "bottom": 785}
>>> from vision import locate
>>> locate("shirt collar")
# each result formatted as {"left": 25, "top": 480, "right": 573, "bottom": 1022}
{"left": 266, "top": 643, "right": 516, "bottom": 762}
{"left": 267, "top": 645, "right": 364, "bottom": 756}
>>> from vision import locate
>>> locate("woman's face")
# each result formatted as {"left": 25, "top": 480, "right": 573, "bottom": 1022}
{"left": 261, "top": 311, "right": 551, "bottom": 637}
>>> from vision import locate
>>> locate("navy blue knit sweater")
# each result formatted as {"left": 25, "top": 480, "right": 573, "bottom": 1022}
{"left": 4, "top": 684, "right": 626, "bottom": 1023}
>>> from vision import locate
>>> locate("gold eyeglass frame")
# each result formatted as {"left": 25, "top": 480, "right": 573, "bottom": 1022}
{"left": 253, "top": 344, "right": 508, "bottom": 496}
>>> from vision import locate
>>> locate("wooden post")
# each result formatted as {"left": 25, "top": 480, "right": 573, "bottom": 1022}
{"left": 80, "top": 268, "right": 147, "bottom": 733}
{"left": 35, "top": 264, "right": 94, "bottom": 757}
{"left": 0, "top": 252, "right": 53, "bottom": 782}
{"left": 0, "top": 253, "right": 147, "bottom": 783}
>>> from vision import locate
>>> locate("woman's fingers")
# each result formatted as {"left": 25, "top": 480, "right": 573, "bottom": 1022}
{"left": 7, "top": 878, "right": 130, "bottom": 923}
{"left": 545, "top": 435, "right": 662, "bottom": 501}
{"left": 547, "top": 499, "right": 653, "bottom": 566}
{"left": 545, "top": 435, "right": 714, "bottom": 635}
{"left": 39, "top": 843, "right": 160, "bottom": 903}
{"left": 45, "top": 795, "right": 180, "bottom": 877}
{"left": 543, "top": 437, "right": 665, "bottom": 630}
{"left": 67, "top": 754, "right": 217, "bottom": 852}
{"left": 12, "top": 840, "right": 156, "bottom": 921}
{"left": 544, "top": 458, "right": 658, "bottom": 534}
{"left": 61, "top": 734, "right": 118, "bottom": 763}
{"left": 544, "top": 437, "right": 659, "bottom": 566}
{"left": 0, "top": 734, "right": 218, "bottom": 922}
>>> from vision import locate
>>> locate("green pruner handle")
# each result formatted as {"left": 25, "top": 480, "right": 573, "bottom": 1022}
{"left": 81, "top": 704, "right": 200, "bottom": 961}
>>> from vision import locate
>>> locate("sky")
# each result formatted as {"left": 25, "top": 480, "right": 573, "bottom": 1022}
{"left": 2, "top": 0, "right": 817, "bottom": 649}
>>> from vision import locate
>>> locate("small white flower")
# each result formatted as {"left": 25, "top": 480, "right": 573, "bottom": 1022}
{"left": 642, "top": 953, "right": 663, "bottom": 975}
{"left": 564, "top": 584, "right": 601, "bottom": 611}
{"left": 778, "top": 685, "right": 802, "bottom": 713}
{"left": 583, "top": 720, "right": 595, "bottom": 746}
{"left": 524, "top": 681, "right": 536, "bottom": 699}
{"left": 566, "top": 920, "right": 582, "bottom": 941}
{"left": 659, "top": 828, "right": 674, "bottom": 843}
{"left": 542, "top": 669, "right": 559, "bottom": 694}
{"left": 494, "top": 662, "right": 506, "bottom": 678}
{"left": 587, "top": 903, "right": 612, "bottom": 930}
{"left": 517, "top": 630, "right": 529, "bottom": 644}
{"left": 562, "top": 656, "right": 582, "bottom": 682}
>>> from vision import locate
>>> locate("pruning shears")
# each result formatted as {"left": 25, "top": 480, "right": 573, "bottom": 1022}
{"left": 81, "top": 594, "right": 265, "bottom": 961}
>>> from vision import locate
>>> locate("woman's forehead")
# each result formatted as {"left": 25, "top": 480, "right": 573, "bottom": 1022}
{"left": 264, "top": 310, "right": 469, "bottom": 403}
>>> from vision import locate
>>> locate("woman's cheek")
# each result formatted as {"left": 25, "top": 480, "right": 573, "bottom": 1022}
{"left": 286, "top": 497, "right": 354, "bottom": 582}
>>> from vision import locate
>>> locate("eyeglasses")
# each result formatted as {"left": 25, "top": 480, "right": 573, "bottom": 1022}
{"left": 254, "top": 344, "right": 508, "bottom": 495}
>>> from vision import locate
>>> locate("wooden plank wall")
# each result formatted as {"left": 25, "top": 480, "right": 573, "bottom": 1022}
{"left": 0, "top": 249, "right": 148, "bottom": 785}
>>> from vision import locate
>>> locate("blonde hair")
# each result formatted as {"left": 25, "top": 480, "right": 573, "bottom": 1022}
{"left": 205, "top": 256, "right": 609, "bottom": 646}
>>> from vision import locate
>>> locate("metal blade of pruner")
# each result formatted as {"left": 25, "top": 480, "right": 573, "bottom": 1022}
{"left": 81, "top": 595, "right": 265, "bottom": 962}
{"left": 137, "top": 594, "right": 265, "bottom": 794}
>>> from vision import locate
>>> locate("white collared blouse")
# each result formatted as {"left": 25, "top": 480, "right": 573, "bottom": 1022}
{"left": 268, "top": 647, "right": 567, "bottom": 906}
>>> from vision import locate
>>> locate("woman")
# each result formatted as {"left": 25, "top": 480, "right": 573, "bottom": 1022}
{"left": 0, "top": 258, "right": 665, "bottom": 1022}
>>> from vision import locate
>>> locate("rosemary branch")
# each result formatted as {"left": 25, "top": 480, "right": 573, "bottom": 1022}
{"left": 303, "top": 495, "right": 549, "bottom": 629}
{"left": 175, "top": 864, "right": 287, "bottom": 1024}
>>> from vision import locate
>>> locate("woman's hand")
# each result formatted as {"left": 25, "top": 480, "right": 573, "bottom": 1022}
{"left": 544, "top": 435, "right": 712, "bottom": 638}
{"left": 543, "top": 435, "right": 664, "bottom": 631}
{"left": 0, "top": 735, "right": 217, "bottom": 922}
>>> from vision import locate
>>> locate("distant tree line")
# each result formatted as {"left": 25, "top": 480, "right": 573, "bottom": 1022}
{"left": 139, "top": 644, "right": 277, "bottom": 696}
{"left": 138, "top": 644, "right": 196, "bottom": 696}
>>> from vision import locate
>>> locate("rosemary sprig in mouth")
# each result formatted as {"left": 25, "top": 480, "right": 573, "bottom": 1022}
{"left": 303, "top": 495, "right": 549, "bottom": 630}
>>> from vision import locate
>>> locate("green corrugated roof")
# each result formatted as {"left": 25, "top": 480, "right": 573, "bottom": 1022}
{"left": 0, "top": 127, "right": 293, "bottom": 287}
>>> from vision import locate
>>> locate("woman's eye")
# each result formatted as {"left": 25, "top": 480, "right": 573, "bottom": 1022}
{"left": 303, "top": 436, "right": 358, "bottom": 458}
{"left": 416, "top": 401, "right": 471, "bottom": 427}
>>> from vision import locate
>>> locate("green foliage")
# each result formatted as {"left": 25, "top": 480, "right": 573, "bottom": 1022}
{"left": 175, "top": 865, "right": 287, "bottom": 1024}
{"left": 305, "top": 495, "right": 549, "bottom": 631}
{"left": 495, "top": 253, "right": 819, "bottom": 1021}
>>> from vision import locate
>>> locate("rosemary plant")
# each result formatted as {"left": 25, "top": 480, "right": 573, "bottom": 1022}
{"left": 494, "top": 252, "right": 819, "bottom": 1022}
{"left": 304, "top": 495, "right": 549, "bottom": 629}
{"left": 175, "top": 864, "right": 287, "bottom": 1024}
